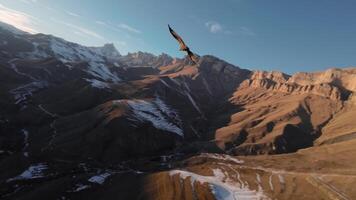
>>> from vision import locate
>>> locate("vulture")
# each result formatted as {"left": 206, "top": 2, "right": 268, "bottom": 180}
{"left": 168, "top": 24, "right": 199, "bottom": 64}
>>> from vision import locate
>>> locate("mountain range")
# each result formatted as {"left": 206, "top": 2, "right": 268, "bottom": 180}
{"left": 1, "top": 21, "right": 356, "bottom": 200}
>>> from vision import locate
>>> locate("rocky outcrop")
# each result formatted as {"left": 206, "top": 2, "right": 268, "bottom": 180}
{"left": 239, "top": 70, "right": 345, "bottom": 100}
{"left": 288, "top": 68, "right": 356, "bottom": 92}
{"left": 250, "top": 70, "right": 290, "bottom": 82}
{"left": 240, "top": 78, "right": 342, "bottom": 100}
{"left": 119, "top": 51, "right": 173, "bottom": 68}
{"left": 217, "top": 69, "right": 346, "bottom": 155}
{"left": 89, "top": 43, "right": 121, "bottom": 61}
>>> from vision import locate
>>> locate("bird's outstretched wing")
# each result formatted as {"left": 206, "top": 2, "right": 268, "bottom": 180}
{"left": 168, "top": 24, "right": 199, "bottom": 64}
{"left": 187, "top": 49, "right": 199, "bottom": 64}
{"left": 168, "top": 24, "right": 187, "bottom": 51}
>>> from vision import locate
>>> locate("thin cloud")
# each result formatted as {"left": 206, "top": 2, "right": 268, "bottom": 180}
{"left": 95, "top": 20, "right": 124, "bottom": 34}
{"left": 205, "top": 21, "right": 223, "bottom": 33}
{"left": 117, "top": 23, "right": 141, "bottom": 34}
{"left": 65, "top": 11, "right": 80, "bottom": 18}
{"left": 19, "top": 0, "right": 38, "bottom": 4}
{"left": 52, "top": 18, "right": 104, "bottom": 40}
{"left": 205, "top": 21, "right": 256, "bottom": 36}
{"left": 237, "top": 26, "right": 256, "bottom": 36}
{"left": 95, "top": 20, "right": 140, "bottom": 38}
{"left": 0, "top": 3, "right": 39, "bottom": 33}
{"left": 95, "top": 20, "right": 107, "bottom": 26}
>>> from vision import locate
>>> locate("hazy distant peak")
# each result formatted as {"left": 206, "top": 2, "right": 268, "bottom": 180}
{"left": 0, "top": 21, "right": 28, "bottom": 35}
{"left": 95, "top": 43, "right": 121, "bottom": 58}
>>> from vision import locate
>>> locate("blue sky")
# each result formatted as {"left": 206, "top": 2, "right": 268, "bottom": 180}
{"left": 0, "top": 0, "right": 356, "bottom": 74}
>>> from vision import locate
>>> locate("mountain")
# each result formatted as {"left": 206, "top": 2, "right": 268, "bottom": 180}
{"left": 1, "top": 22, "right": 356, "bottom": 200}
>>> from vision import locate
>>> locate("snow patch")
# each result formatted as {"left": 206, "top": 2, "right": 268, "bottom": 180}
{"left": 160, "top": 79, "right": 171, "bottom": 88}
{"left": 184, "top": 90, "right": 202, "bottom": 114}
{"left": 278, "top": 174, "right": 285, "bottom": 191}
{"left": 154, "top": 96, "right": 183, "bottom": 127}
{"left": 268, "top": 175, "right": 274, "bottom": 191}
{"left": 278, "top": 174, "right": 285, "bottom": 184}
{"left": 117, "top": 97, "right": 183, "bottom": 137}
{"left": 84, "top": 78, "right": 110, "bottom": 89}
{"left": 86, "top": 62, "right": 121, "bottom": 82}
{"left": 256, "top": 173, "right": 263, "bottom": 193}
{"left": 14, "top": 36, "right": 121, "bottom": 82}
{"left": 169, "top": 77, "right": 180, "bottom": 86}
{"left": 72, "top": 183, "right": 91, "bottom": 192}
{"left": 256, "top": 173, "right": 262, "bottom": 183}
{"left": 50, "top": 38, "right": 104, "bottom": 63}
{"left": 10, "top": 81, "right": 48, "bottom": 106}
{"left": 49, "top": 38, "right": 121, "bottom": 82}
{"left": 29, "top": 42, "right": 50, "bottom": 59}
{"left": 88, "top": 172, "right": 111, "bottom": 184}
{"left": 7, "top": 163, "right": 48, "bottom": 182}
{"left": 169, "top": 169, "right": 270, "bottom": 200}
{"left": 182, "top": 81, "right": 191, "bottom": 92}
{"left": 201, "top": 153, "right": 244, "bottom": 164}
{"left": 113, "top": 62, "right": 120, "bottom": 67}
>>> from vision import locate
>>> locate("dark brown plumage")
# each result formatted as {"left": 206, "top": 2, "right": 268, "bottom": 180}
{"left": 168, "top": 24, "right": 199, "bottom": 64}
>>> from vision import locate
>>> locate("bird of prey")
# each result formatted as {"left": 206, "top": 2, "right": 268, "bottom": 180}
{"left": 168, "top": 24, "right": 199, "bottom": 64}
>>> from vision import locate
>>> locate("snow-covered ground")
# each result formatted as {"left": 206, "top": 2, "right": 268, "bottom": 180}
{"left": 8, "top": 36, "right": 121, "bottom": 102}
{"left": 84, "top": 78, "right": 110, "bottom": 89}
{"left": 50, "top": 38, "right": 104, "bottom": 63}
{"left": 7, "top": 58, "right": 49, "bottom": 108}
{"left": 268, "top": 174, "right": 274, "bottom": 192}
{"left": 154, "top": 96, "right": 183, "bottom": 127}
{"left": 169, "top": 168, "right": 270, "bottom": 200}
{"left": 200, "top": 153, "right": 245, "bottom": 164}
{"left": 10, "top": 81, "right": 48, "bottom": 107}
{"left": 5, "top": 23, "right": 122, "bottom": 86}
{"left": 71, "top": 183, "right": 91, "bottom": 192}
{"left": 50, "top": 38, "right": 122, "bottom": 83}
{"left": 88, "top": 172, "right": 112, "bottom": 184}
{"left": 117, "top": 97, "right": 183, "bottom": 137}
{"left": 7, "top": 163, "right": 48, "bottom": 182}
{"left": 86, "top": 62, "right": 121, "bottom": 82}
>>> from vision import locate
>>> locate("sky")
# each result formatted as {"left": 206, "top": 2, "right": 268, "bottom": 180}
{"left": 0, "top": 0, "right": 356, "bottom": 74}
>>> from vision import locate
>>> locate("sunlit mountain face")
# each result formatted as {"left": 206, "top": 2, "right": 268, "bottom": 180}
{"left": 1, "top": 1, "right": 356, "bottom": 199}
